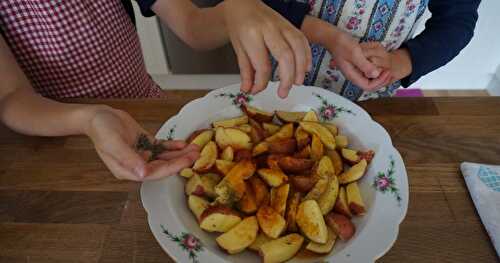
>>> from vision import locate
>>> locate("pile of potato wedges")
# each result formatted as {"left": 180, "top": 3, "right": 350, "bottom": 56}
{"left": 180, "top": 105, "right": 375, "bottom": 263}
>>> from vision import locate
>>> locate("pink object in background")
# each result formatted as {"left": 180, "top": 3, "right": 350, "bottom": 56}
{"left": 395, "top": 89, "right": 424, "bottom": 97}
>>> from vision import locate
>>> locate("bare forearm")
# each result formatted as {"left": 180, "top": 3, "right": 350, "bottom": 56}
{"left": 0, "top": 88, "right": 104, "bottom": 137}
{"left": 152, "top": 0, "right": 228, "bottom": 51}
{"left": 0, "top": 35, "right": 103, "bottom": 137}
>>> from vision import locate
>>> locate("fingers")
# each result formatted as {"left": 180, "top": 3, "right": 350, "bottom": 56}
{"left": 98, "top": 150, "right": 144, "bottom": 181}
{"left": 351, "top": 47, "right": 381, "bottom": 79}
{"left": 367, "top": 56, "right": 390, "bottom": 69}
{"left": 242, "top": 31, "right": 272, "bottom": 94}
{"left": 360, "top": 41, "right": 384, "bottom": 50}
{"left": 336, "top": 58, "right": 371, "bottom": 89}
{"left": 101, "top": 134, "right": 147, "bottom": 179}
{"left": 263, "top": 29, "right": 295, "bottom": 98}
{"left": 365, "top": 70, "right": 392, "bottom": 91}
{"left": 233, "top": 39, "right": 254, "bottom": 93}
{"left": 281, "top": 28, "right": 310, "bottom": 85}
{"left": 157, "top": 139, "right": 189, "bottom": 150}
{"left": 143, "top": 151, "right": 199, "bottom": 181}
{"left": 156, "top": 144, "right": 200, "bottom": 160}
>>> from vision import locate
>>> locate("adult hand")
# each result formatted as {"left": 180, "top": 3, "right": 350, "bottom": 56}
{"left": 360, "top": 42, "right": 413, "bottom": 87}
{"left": 302, "top": 16, "right": 389, "bottom": 91}
{"left": 222, "top": 0, "right": 312, "bottom": 98}
{"left": 84, "top": 106, "right": 199, "bottom": 181}
{"left": 325, "top": 29, "right": 392, "bottom": 91}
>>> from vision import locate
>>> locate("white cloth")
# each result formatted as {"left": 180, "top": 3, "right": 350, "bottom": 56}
{"left": 461, "top": 162, "right": 500, "bottom": 257}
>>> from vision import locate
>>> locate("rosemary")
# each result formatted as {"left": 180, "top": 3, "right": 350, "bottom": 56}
{"left": 135, "top": 133, "right": 167, "bottom": 162}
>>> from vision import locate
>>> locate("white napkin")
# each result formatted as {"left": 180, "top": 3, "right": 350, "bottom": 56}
{"left": 460, "top": 162, "right": 500, "bottom": 257}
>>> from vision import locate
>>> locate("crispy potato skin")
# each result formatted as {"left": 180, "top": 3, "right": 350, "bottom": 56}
{"left": 278, "top": 156, "right": 314, "bottom": 174}
{"left": 325, "top": 212, "right": 355, "bottom": 241}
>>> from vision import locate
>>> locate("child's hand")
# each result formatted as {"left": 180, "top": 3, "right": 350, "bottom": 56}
{"left": 360, "top": 42, "right": 413, "bottom": 86}
{"left": 84, "top": 107, "right": 199, "bottom": 181}
{"left": 301, "top": 16, "right": 389, "bottom": 91}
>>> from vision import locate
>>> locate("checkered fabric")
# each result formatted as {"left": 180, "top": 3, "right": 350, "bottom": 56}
{"left": 0, "top": 0, "right": 163, "bottom": 98}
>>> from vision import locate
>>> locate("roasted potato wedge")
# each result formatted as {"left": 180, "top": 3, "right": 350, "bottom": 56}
{"left": 252, "top": 141, "right": 269, "bottom": 157}
{"left": 213, "top": 115, "right": 248, "bottom": 128}
{"left": 341, "top": 148, "right": 375, "bottom": 165}
{"left": 185, "top": 174, "right": 207, "bottom": 197}
{"left": 268, "top": 138, "right": 297, "bottom": 155}
{"left": 323, "top": 123, "right": 338, "bottom": 136}
{"left": 188, "top": 129, "right": 214, "bottom": 148}
{"left": 325, "top": 212, "right": 355, "bottom": 241}
{"left": 346, "top": 182, "right": 366, "bottom": 216}
{"left": 303, "top": 156, "right": 334, "bottom": 200}
{"left": 290, "top": 175, "right": 317, "bottom": 193}
{"left": 277, "top": 156, "right": 314, "bottom": 174}
{"left": 294, "top": 126, "right": 311, "bottom": 149}
{"left": 215, "top": 160, "right": 255, "bottom": 205}
{"left": 300, "top": 121, "right": 336, "bottom": 150}
{"left": 326, "top": 149, "right": 343, "bottom": 176}
{"left": 258, "top": 168, "right": 288, "bottom": 187}
{"left": 338, "top": 159, "right": 368, "bottom": 184}
{"left": 276, "top": 111, "right": 306, "bottom": 123}
{"left": 333, "top": 186, "right": 352, "bottom": 218}
{"left": 286, "top": 191, "right": 301, "bottom": 233}
{"left": 341, "top": 148, "right": 359, "bottom": 164}
{"left": 234, "top": 149, "right": 253, "bottom": 162}
{"left": 257, "top": 205, "right": 286, "bottom": 238}
{"left": 259, "top": 234, "right": 304, "bottom": 263}
{"left": 302, "top": 110, "right": 319, "bottom": 122}
{"left": 241, "top": 104, "right": 274, "bottom": 122}
{"left": 359, "top": 150, "right": 375, "bottom": 163}
{"left": 294, "top": 145, "right": 311, "bottom": 159}
{"left": 179, "top": 168, "right": 195, "bottom": 178}
{"left": 296, "top": 200, "right": 328, "bottom": 244}
{"left": 317, "top": 172, "right": 339, "bottom": 215}
{"left": 335, "top": 135, "right": 348, "bottom": 149}
{"left": 215, "top": 127, "right": 252, "bottom": 150}
{"left": 199, "top": 173, "right": 222, "bottom": 198}
{"left": 249, "top": 232, "right": 272, "bottom": 251}
{"left": 310, "top": 134, "right": 324, "bottom": 161}
{"left": 188, "top": 195, "right": 210, "bottom": 221}
{"left": 237, "top": 182, "right": 258, "bottom": 214}
{"left": 266, "top": 154, "right": 284, "bottom": 171}
{"left": 215, "top": 159, "right": 235, "bottom": 175}
{"left": 216, "top": 216, "right": 259, "bottom": 254}
{"left": 249, "top": 118, "right": 266, "bottom": 143}
{"left": 236, "top": 124, "right": 252, "bottom": 133}
{"left": 270, "top": 184, "right": 290, "bottom": 216}
{"left": 305, "top": 226, "right": 337, "bottom": 254}
{"left": 249, "top": 176, "right": 270, "bottom": 207}
{"left": 200, "top": 205, "right": 242, "bottom": 232}
{"left": 265, "top": 123, "right": 294, "bottom": 142}
{"left": 262, "top": 122, "right": 280, "bottom": 136}
{"left": 193, "top": 141, "right": 217, "bottom": 172}
{"left": 221, "top": 146, "right": 234, "bottom": 161}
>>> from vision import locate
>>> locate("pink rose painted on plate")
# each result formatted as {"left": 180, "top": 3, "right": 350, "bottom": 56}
{"left": 183, "top": 234, "right": 199, "bottom": 250}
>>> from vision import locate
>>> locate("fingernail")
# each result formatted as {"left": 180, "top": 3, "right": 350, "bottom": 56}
{"left": 371, "top": 70, "right": 381, "bottom": 78}
{"left": 135, "top": 166, "right": 145, "bottom": 179}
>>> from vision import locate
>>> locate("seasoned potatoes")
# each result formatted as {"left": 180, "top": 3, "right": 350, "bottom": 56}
{"left": 180, "top": 107, "right": 374, "bottom": 262}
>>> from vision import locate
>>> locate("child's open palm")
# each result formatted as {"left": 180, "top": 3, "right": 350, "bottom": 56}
{"left": 85, "top": 107, "right": 199, "bottom": 181}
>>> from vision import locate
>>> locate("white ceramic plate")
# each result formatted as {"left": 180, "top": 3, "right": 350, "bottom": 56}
{"left": 141, "top": 82, "right": 409, "bottom": 263}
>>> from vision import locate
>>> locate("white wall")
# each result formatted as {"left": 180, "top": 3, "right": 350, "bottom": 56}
{"left": 411, "top": 0, "right": 500, "bottom": 90}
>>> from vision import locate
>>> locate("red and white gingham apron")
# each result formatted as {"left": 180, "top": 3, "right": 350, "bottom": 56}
{"left": 0, "top": 0, "right": 163, "bottom": 98}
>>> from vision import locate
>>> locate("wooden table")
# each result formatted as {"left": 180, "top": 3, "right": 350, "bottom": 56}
{"left": 1, "top": 91, "right": 499, "bottom": 263}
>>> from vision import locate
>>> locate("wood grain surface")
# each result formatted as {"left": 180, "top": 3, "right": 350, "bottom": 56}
{"left": 0, "top": 91, "right": 499, "bottom": 263}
